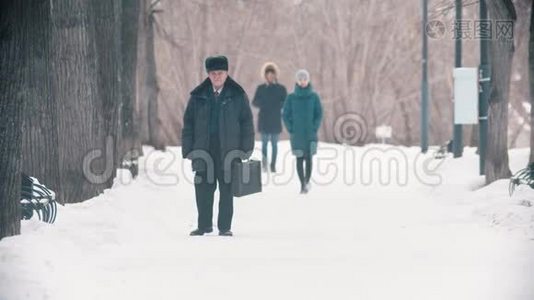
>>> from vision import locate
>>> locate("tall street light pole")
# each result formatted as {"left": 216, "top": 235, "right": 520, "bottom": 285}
{"left": 479, "top": 0, "right": 490, "bottom": 174}
{"left": 453, "top": 0, "right": 464, "bottom": 158}
{"left": 421, "top": 0, "right": 429, "bottom": 153}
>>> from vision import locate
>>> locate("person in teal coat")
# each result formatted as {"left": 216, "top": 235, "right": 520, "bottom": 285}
{"left": 283, "top": 69, "right": 323, "bottom": 194}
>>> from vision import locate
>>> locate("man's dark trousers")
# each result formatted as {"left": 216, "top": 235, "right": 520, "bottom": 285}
{"left": 193, "top": 103, "right": 233, "bottom": 232}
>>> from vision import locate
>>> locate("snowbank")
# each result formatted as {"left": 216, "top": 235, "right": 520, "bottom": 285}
{"left": 0, "top": 142, "right": 532, "bottom": 300}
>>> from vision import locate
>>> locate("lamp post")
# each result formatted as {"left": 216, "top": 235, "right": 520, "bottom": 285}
{"left": 453, "top": 0, "right": 464, "bottom": 158}
{"left": 421, "top": 0, "right": 429, "bottom": 153}
{"left": 478, "top": 0, "right": 490, "bottom": 174}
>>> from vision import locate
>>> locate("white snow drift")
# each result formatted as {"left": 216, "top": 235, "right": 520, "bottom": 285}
{"left": 0, "top": 142, "right": 533, "bottom": 300}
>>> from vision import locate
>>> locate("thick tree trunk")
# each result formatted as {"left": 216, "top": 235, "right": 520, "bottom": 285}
{"left": 485, "top": 0, "right": 515, "bottom": 184}
{"left": 91, "top": 0, "right": 123, "bottom": 187}
{"left": 21, "top": 0, "right": 62, "bottom": 198}
{"left": 0, "top": 1, "right": 24, "bottom": 239}
{"left": 50, "top": 0, "right": 110, "bottom": 203}
{"left": 136, "top": 0, "right": 150, "bottom": 147}
{"left": 3, "top": 0, "right": 139, "bottom": 211}
{"left": 21, "top": 0, "right": 135, "bottom": 204}
{"left": 120, "top": 0, "right": 143, "bottom": 167}
{"left": 146, "top": 6, "right": 165, "bottom": 150}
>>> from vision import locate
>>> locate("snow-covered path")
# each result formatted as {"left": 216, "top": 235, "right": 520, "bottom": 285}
{"left": 1, "top": 142, "right": 533, "bottom": 300}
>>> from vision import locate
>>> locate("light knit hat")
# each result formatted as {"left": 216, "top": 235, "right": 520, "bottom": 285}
{"left": 295, "top": 69, "right": 310, "bottom": 82}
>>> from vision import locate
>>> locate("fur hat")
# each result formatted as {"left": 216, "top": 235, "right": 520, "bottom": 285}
{"left": 205, "top": 56, "right": 228, "bottom": 72}
{"left": 260, "top": 62, "right": 280, "bottom": 78}
{"left": 295, "top": 69, "right": 310, "bottom": 81}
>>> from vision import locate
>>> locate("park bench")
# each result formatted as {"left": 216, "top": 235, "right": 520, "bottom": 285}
{"left": 509, "top": 163, "right": 534, "bottom": 196}
{"left": 20, "top": 174, "right": 58, "bottom": 224}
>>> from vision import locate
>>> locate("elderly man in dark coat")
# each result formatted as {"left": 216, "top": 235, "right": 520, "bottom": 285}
{"left": 182, "top": 56, "right": 255, "bottom": 236}
{"left": 252, "top": 62, "right": 287, "bottom": 173}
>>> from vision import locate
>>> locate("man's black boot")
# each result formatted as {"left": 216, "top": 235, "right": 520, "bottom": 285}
{"left": 190, "top": 228, "right": 213, "bottom": 236}
{"left": 219, "top": 230, "right": 233, "bottom": 236}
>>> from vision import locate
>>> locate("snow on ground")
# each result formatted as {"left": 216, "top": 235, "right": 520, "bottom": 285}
{"left": 1, "top": 142, "right": 533, "bottom": 300}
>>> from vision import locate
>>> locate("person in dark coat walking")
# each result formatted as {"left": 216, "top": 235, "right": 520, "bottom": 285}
{"left": 283, "top": 69, "right": 323, "bottom": 194}
{"left": 252, "top": 62, "right": 287, "bottom": 173}
{"left": 182, "top": 56, "right": 255, "bottom": 236}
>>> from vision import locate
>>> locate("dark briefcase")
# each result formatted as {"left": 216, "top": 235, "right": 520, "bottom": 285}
{"left": 232, "top": 159, "right": 262, "bottom": 197}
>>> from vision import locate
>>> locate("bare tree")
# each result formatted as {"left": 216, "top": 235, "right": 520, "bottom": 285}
{"left": 485, "top": 0, "right": 515, "bottom": 183}
{"left": 1, "top": 0, "right": 145, "bottom": 237}
{"left": 147, "top": 0, "right": 529, "bottom": 154}
{"left": 49, "top": 0, "right": 108, "bottom": 203}
{"left": 19, "top": 0, "right": 143, "bottom": 204}
{"left": 92, "top": 0, "right": 124, "bottom": 187}
{"left": 0, "top": 0, "right": 23, "bottom": 239}
{"left": 145, "top": 0, "right": 166, "bottom": 150}
{"left": 120, "top": 0, "right": 143, "bottom": 175}
{"left": 21, "top": 0, "right": 61, "bottom": 196}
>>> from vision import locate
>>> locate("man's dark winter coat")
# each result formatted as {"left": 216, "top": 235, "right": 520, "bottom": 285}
{"left": 182, "top": 76, "right": 255, "bottom": 171}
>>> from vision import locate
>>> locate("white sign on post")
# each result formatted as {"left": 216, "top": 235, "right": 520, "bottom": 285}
{"left": 375, "top": 125, "right": 392, "bottom": 144}
{"left": 453, "top": 68, "right": 478, "bottom": 124}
